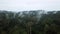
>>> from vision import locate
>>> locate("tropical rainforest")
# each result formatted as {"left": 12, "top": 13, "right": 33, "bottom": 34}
{"left": 0, "top": 10, "right": 60, "bottom": 34}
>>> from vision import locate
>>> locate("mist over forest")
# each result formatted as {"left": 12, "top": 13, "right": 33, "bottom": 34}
{"left": 0, "top": 10, "right": 60, "bottom": 34}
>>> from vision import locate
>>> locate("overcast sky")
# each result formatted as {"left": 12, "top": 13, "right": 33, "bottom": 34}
{"left": 0, "top": 0, "right": 60, "bottom": 11}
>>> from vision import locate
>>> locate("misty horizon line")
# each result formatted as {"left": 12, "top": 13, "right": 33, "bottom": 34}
{"left": 0, "top": 9, "right": 60, "bottom": 12}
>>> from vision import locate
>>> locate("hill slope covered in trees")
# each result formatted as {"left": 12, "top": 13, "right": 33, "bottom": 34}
{"left": 0, "top": 10, "right": 60, "bottom": 34}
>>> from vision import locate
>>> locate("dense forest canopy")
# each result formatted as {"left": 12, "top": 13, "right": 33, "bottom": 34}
{"left": 0, "top": 10, "right": 60, "bottom": 34}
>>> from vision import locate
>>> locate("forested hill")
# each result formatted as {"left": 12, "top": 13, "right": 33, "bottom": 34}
{"left": 0, "top": 10, "right": 60, "bottom": 34}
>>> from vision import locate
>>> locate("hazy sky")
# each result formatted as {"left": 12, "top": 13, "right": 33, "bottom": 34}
{"left": 0, "top": 0, "right": 60, "bottom": 11}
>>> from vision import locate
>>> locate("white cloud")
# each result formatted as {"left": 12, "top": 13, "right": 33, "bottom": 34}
{"left": 0, "top": 0, "right": 60, "bottom": 11}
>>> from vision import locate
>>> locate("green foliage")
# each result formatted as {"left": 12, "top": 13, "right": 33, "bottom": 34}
{"left": 0, "top": 10, "right": 60, "bottom": 34}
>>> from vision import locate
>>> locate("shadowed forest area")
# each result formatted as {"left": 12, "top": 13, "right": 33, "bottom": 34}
{"left": 0, "top": 10, "right": 60, "bottom": 34}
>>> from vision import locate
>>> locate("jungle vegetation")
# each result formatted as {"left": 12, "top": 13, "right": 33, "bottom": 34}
{"left": 0, "top": 10, "right": 60, "bottom": 34}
